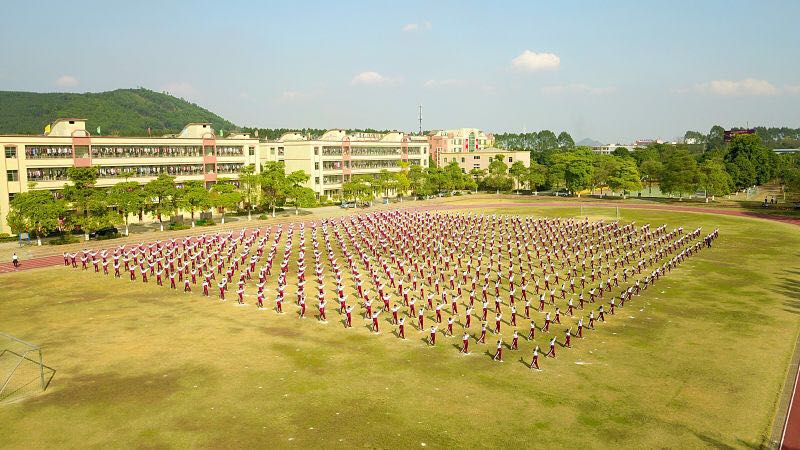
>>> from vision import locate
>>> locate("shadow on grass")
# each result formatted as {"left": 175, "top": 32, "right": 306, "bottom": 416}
{"left": 780, "top": 269, "right": 800, "bottom": 315}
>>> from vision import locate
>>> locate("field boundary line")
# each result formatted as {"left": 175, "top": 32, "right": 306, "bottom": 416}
{"left": 772, "top": 326, "right": 800, "bottom": 448}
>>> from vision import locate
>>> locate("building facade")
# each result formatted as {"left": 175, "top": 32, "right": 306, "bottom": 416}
{"left": 438, "top": 148, "right": 531, "bottom": 173}
{"left": 428, "top": 128, "right": 528, "bottom": 173}
{"left": 0, "top": 121, "right": 432, "bottom": 233}
{"left": 428, "top": 128, "right": 494, "bottom": 161}
{"left": 272, "top": 130, "right": 429, "bottom": 200}
{"left": 0, "top": 119, "right": 262, "bottom": 234}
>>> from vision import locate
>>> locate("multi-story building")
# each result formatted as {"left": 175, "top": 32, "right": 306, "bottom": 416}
{"left": 0, "top": 118, "right": 261, "bottom": 234}
{"left": 438, "top": 147, "right": 531, "bottom": 173}
{"left": 428, "top": 128, "right": 529, "bottom": 173}
{"left": 428, "top": 128, "right": 494, "bottom": 161}
{"left": 274, "top": 130, "right": 430, "bottom": 199}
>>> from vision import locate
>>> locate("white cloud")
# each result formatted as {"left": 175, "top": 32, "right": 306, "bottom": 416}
{"left": 510, "top": 50, "right": 560, "bottom": 72}
{"left": 541, "top": 83, "right": 615, "bottom": 95}
{"left": 279, "top": 90, "right": 313, "bottom": 102}
{"left": 423, "top": 79, "right": 468, "bottom": 88}
{"left": 784, "top": 84, "right": 800, "bottom": 95}
{"left": 402, "top": 21, "right": 431, "bottom": 32}
{"left": 676, "top": 78, "right": 779, "bottom": 96}
{"left": 350, "top": 71, "right": 402, "bottom": 86}
{"left": 55, "top": 75, "right": 78, "bottom": 88}
{"left": 160, "top": 82, "right": 197, "bottom": 98}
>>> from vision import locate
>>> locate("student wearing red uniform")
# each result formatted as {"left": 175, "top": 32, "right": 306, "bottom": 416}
{"left": 398, "top": 316, "right": 406, "bottom": 339}
{"left": 461, "top": 332, "right": 470, "bottom": 354}
{"left": 530, "top": 346, "right": 540, "bottom": 370}
{"left": 493, "top": 339, "right": 503, "bottom": 361}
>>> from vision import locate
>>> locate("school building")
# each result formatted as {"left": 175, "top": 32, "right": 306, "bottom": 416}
{"left": 0, "top": 119, "right": 432, "bottom": 234}
{"left": 429, "top": 128, "right": 530, "bottom": 173}
{"left": 268, "top": 130, "right": 430, "bottom": 200}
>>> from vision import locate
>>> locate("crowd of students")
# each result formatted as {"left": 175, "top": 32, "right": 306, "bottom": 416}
{"left": 66, "top": 210, "right": 719, "bottom": 370}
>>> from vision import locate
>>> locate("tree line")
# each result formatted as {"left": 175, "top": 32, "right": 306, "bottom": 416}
{"left": 6, "top": 163, "right": 315, "bottom": 241}
{"left": 7, "top": 134, "right": 800, "bottom": 242}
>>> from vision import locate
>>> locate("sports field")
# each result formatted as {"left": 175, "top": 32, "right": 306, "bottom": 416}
{"left": 1, "top": 202, "right": 798, "bottom": 448}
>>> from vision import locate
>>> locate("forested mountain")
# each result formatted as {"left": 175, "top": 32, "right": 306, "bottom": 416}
{"left": 0, "top": 88, "right": 237, "bottom": 136}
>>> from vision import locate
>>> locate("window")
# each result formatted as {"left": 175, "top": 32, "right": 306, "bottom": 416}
{"left": 461, "top": 157, "right": 465, "bottom": 163}
{"left": 314, "top": 147, "right": 319, "bottom": 155}
{"left": 314, "top": 162, "right": 319, "bottom": 170}
{"left": 4, "top": 146, "right": 16, "bottom": 158}
{"left": 315, "top": 177, "right": 320, "bottom": 185}
{"left": 278, "top": 147, "right": 285, "bottom": 156}
{"left": 508, "top": 157, "right": 513, "bottom": 163}
{"left": 7, "top": 170, "right": 19, "bottom": 181}
{"left": 271, "top": 148, "right": 276, "bottom": 155}
{"left": 248, "top": 147, "right": 255, "bottom": 156}
{"left": 473, "top": 155, "right": 480, "bottom": 160}
{"left": 473, "top": 163, "right": 481, "bottom": 169}
{"left": 443, "top": 157, "right": 448, "bottom": 163}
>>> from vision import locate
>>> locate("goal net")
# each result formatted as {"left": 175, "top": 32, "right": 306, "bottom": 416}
{"left": 0, "top": 332, "right": 55, "bottom": 403}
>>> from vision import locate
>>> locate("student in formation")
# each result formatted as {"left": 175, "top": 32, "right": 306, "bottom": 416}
{"left": 493, "top": 339, "right": 503, "bottom": 362}
{"left": 546, "top": 336, "right": 557, "bottom": 358}
{"left": 530, "top": 346, "right": 540, "bottom": 370}
{"left": 478, "top": 322, "right": 487, "bottom": 343}
{"left": 397, "top": 316, "right": 406, "bottom": 339}
{"left": 344, "top": 305, "right": 353, "bottom": 328}
{"left": 462, "top": 332, "right": 470, "bottom": 354}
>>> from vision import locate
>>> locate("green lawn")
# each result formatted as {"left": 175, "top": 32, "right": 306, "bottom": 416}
{"left": 0, "top": 205, "right": 798, "bottom": 448}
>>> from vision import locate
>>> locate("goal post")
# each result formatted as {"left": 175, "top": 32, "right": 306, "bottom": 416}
{"left": 0, "top": 332, "right": 55, "bottom": 403}
{"left": 577, "top": 204, "right": 622, "bottom": 220}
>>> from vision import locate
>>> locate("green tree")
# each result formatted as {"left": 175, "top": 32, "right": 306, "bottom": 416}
{"left": 444, "top": 162, "right": 466, "bottom": 191}
{"left": 591, "top": 154, "right": 620, "bottom": 195}
{"left": 639, "top": 159, "right": 663, "bottom": 194}
{"left": 6, "top": 188, "right": 66, "bottom": 245}
{"left": 286, "top": 170, "right": 311, "bottom": 215}
{"left": 239, "top": 164, "right": 260, "bottom": 219}
{"left": 180, "top": 180, "right": 212, "bottom": 221}
{"left": 469, "top": 168, "right": 485, "bottom": 193}
{"left": 698, "top": 158, "right": 732, "bottom": 199}
{"left": 108, "top": 181, "right": 146, "bottom": 236}
{"left": 607, "top": 158, "right": 642, "bottom": 197}
{"left": 484, "top": 155, "right": 512, "bottom": 194}
{"left": 707, "top": 125, "right": 726, "bottom": 151}
{"left": 408, "top": 164, "right": 427, "bottom": 198}
{"left": 563, "top": 148, "right": 595, "bottom": 195}
{"left": 611, "top": 147, "right": 631, "bottom": 158}
{"left": 724, "top": 134, "right": 776, "bottom": 188}
{"left": 556, "top": 131, "right": 575, "bottom": 149}
{"left": 535, "top": 130, "right": 559, "bottom": 153}
{"left": 63, "top": 167, "right": 105, "bottom": 238}
{"left": 660, "top": 149, "right": 699, "bottom": 199}
{"left": 210, "top": 180, "right": 242, "bottom": 223}
{"left": 144, "top": 173, "right": 178, "bottom": 230}
{"left": 259, "top": 161, "right": 289, "bottom": 217}
{"left": 393, "top": 162, "right": 411, "bottom": 200}
{"left": 509, "top": 161, "right": 528, "bottom": 192}
{"left": 527, "top": 162, "right": 546, "bottom": 192}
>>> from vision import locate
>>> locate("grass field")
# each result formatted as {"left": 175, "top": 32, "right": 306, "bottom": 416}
{"left": 0, "top": 204, "right": 798, "bottom": 448}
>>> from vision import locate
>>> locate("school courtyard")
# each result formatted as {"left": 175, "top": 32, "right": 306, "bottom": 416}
{"left": 0, "top": 196, "right": 799, "bottom": 448}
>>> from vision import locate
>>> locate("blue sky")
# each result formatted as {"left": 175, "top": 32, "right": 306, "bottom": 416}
{"left": 1, "top": 0, "right": 798, "bottom": 142}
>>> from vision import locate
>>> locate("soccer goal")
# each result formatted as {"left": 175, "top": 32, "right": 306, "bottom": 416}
{"left": 576, "top": 204, "right": 623, "bottom": 220}
{"left": 0, "top": 332, "right": 55, "bottom": 403}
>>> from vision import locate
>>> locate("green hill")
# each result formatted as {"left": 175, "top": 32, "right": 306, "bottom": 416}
{"left": 0, "top": 88, "right": 238, "bottom": 136}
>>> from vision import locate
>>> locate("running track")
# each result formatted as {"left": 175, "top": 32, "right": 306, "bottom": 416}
{"left": 1, "top": 200, "right": 799, "bottom": 447}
